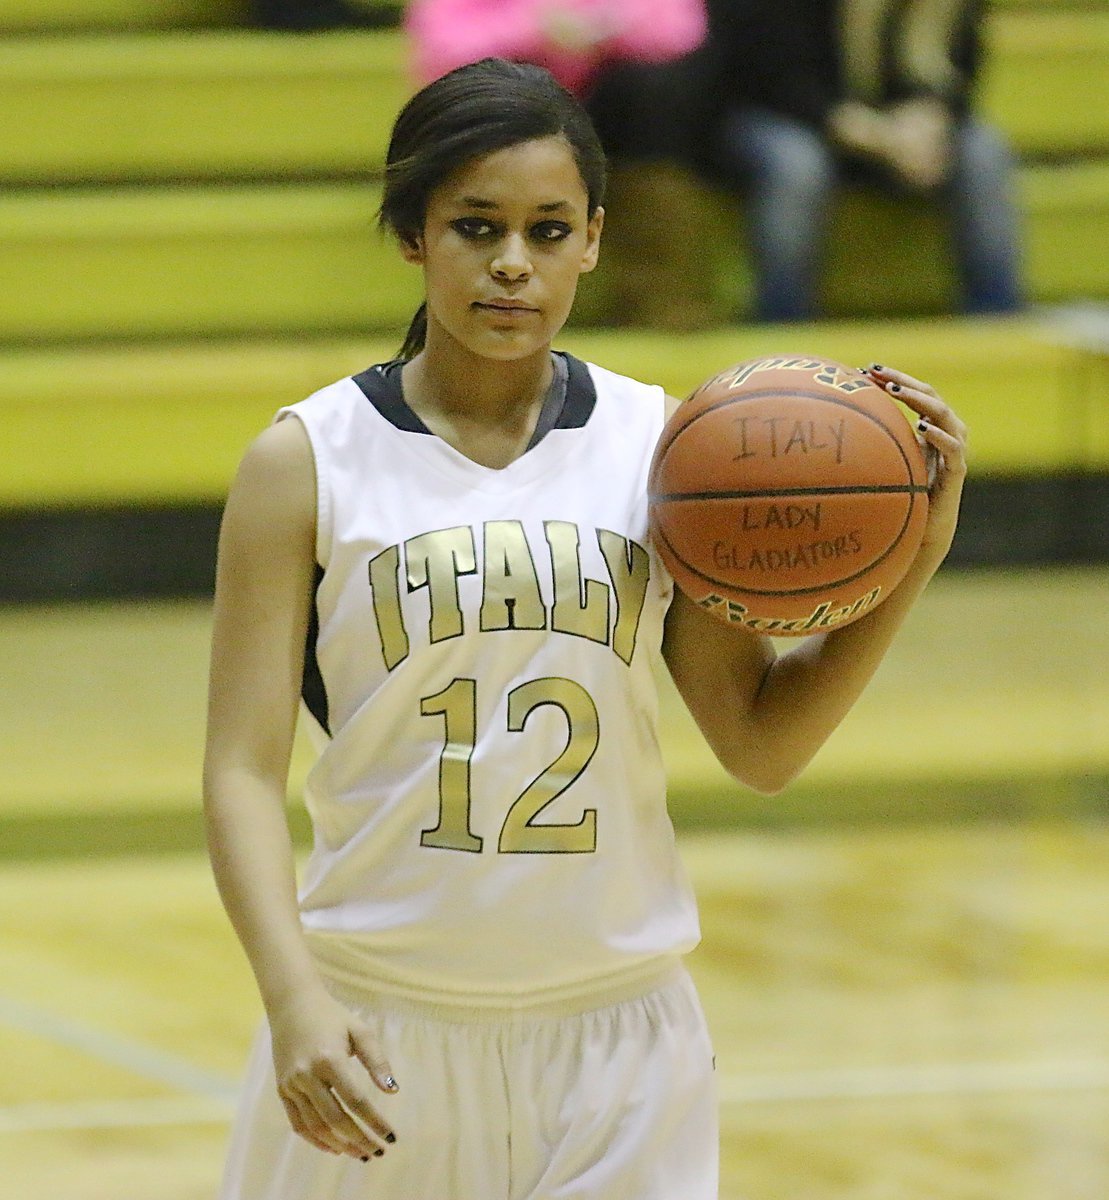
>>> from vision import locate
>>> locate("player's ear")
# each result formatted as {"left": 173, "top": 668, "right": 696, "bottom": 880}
{"left": 580, "top": 206, "right": 604, "bottom": 274}
{"left": 398, "top": 231, "right": 425, "bottom": 265}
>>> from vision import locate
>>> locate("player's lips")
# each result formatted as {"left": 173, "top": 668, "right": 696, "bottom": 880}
{"left": 473, "top": 299, "right": 539, "bottom": 313}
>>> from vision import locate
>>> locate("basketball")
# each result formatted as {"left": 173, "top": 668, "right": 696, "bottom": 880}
{"left": 648, "top": 355, "right": 930, "bottom": 636}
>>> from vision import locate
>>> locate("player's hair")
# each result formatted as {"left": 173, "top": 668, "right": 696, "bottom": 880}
{"left": 380, "top": 57, "right": 607, "bottom": 360}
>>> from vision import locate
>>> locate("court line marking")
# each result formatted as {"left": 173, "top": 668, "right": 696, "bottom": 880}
{"left": 718, "top": 1059, "right": 1109, "bottom": 1105}
{"left": 0, "top": 1095, "right": 235, "bottom": 1134}
{"left": 0, "top": 991, "right": 239, "bottom": 1101}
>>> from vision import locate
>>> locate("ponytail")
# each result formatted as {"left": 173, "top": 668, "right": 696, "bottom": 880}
{"left": 397, "top": 303, "right": 428, "bottom": 361}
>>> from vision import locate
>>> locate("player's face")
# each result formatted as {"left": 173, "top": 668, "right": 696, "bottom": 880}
{"left": 402, "top": 136, "right": 603, "bottom": 361}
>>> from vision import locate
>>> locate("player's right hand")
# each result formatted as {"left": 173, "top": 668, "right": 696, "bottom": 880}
{"left": 267, "top": 987, "right": 399, "bottom": 1159}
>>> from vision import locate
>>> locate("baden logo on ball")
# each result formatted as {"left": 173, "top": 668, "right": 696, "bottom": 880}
{"left": 648, "top": 355, "right": 929, "bottom": 636}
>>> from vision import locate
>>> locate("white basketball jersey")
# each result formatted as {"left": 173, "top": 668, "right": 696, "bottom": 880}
{"left": 278, "top": 353, "right": 701, "bottom": 1007}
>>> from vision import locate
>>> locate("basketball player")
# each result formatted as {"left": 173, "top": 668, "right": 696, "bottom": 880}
{"left": 203, "top": 57, "right": 967, "bottom": 1199}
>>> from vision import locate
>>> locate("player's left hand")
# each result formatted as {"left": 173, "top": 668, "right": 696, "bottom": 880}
{"left": 864, "top": 364, "right": 968, "bottom": 567}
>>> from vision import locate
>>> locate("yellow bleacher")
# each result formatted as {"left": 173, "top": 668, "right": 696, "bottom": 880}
{"left": 1, "top": 13, "right": 1105, "bottom": 179}
{"left": 0, "top": 0, "right": 250, "bottom": 31}
{"left": 0, "top": 0, "right": 1107, "bottom": 511}
{"left": 0, "top": 11, "right": 1107, "bottom": 338}
{"left": 0, "top": 31, "right": 410, "bottom": 181}
{"left": 2, "top": 317, "right": 1106, "bottom": 508}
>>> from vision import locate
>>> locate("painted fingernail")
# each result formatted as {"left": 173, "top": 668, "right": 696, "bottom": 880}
{"left": 385, "top": 1133, "right": 396, "bottom": 1144}
{"left": 888, "top": 383, "right": 901, "bottom": 392}
{"left": 917, "top": 419, "right": 929, "bottom": 432}
{"left": 361, "top": 1156, "right": 370, "bottom": 1163}
{"left": 373, "top": 1149, "right": 385, "bottom": 1158}
{"left": 384, "top": 1076, "right": 398, "bottom": 1091}
{"left": 870, "top": 363, "right": 884, "bottom": 371}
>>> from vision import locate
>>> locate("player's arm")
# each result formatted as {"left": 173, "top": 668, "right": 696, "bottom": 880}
{"left": 661, "top": 366, "right": 967, "bottom": 795}
{"left": 202, "top": 418, "right": 396, "bottom": 1158}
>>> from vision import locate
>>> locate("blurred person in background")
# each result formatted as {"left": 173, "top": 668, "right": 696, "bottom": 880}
{"left": 406, "top": 0, "right": 705, "bottom": 100}
{"left": 406, "top": 0, "right": 714, "bottom": 328}
{"left": 699, "top": 0, "right": 1023, "bottom": 322}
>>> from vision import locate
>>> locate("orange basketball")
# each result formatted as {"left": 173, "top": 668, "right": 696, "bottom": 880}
{"left": 648, "top": 355, "right": 930, "bottom": 636}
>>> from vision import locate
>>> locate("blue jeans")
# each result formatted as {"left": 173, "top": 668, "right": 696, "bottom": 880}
{"left": 715, "top": 105, "right": 1023, "bottom": 321}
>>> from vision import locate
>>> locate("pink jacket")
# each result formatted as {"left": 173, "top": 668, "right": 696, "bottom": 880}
{"left": 406, "top": 0, "right": 708, "bottom": 96}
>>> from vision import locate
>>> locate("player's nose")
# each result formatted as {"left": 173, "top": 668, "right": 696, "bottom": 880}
{"left": 490, "top": 233, "right": 532, "bottom": 281}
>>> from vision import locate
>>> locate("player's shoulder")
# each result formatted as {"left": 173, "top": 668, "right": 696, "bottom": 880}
{"left": 575, "top": 355, "right": 664, "bottom": 405}
{"left": 563, "top": 355, "right": 669, "bottom": 435}
{"left": 277, "top": 367, "right": 398, "bottom": 451}
{"left": 238, "top": 413, "right": 313, "bottom": 490}
{"left": 284, "top": 370, "right": 371, "bottom": 418}
{"left": 225, "top": 415, "right": 315, "bottom": 539}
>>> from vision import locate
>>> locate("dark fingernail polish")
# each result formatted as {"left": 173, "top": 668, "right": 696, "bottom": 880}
{"left": 888, "top": 383, "right": 901, "bottom": 392}
{"left": 361, "top": 1156, "right": 370, "bottom": 1163}
{"left": 871, "top": 363, "right": 883, "bottom": 371}
{"left": 918, "top": 419, "right": 929, "bottom": 431}
{"left": 374, "top": 1148, "right": 385, "bottom": 1158}
{"left": 384, "top": 1076, "right": 398, "bottom": 1091}
{"left": 385, "top": 1133, "right": 396, "bottom": 1144}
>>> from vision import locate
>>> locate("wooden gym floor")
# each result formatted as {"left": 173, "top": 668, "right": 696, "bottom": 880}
{"left": 1, "top": 565, "right": 1107, "bottom": 1199}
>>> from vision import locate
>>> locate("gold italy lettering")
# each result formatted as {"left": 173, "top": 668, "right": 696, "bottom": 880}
{"left": 368, "top": 544, "right": 409, "bottom": 670}
{"left": 405, "top": 526, "right": 477, "bottom": 645}
{"left": 596, "top": 529, "right": 650, "bottom": 666}
{"left": 479, "top": 520, "right": 547, "bottom": 632}
{"left": 545, "top": 520, "right": 610, "bottom": 646}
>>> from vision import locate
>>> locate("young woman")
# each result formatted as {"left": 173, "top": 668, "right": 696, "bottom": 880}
{"left": 203, "top": 57, "right": 967, "bottom": 1199}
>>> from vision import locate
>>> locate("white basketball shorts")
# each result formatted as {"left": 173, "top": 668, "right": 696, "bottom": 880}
{"left": 218, "top": 964, "right": 718, "bottom": 1199}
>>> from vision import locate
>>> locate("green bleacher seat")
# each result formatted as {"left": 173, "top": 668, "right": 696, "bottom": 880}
{"left": 3, "top": 159, "right": 1106, "bottom": 343}
{"left": 988, "top": 0, "right": 1109, "bottom": 8}
{"left": 980, "top": 12, "right": 1109, "bottom": 159}
{"left": 0, "top": 14, "right": 1105, "bottom": 184}
{"left": 0, "top": 0, "right": 1083, "bottom": 34}
{"left": 0, "top": 182, "right": 420, "bottom": 342}
{"left": 3, "top": 317, "right": 1106, "bottom": 507}
{"left": 0, "top": 0, "right": 403, "bottom": 32}
{"left": 0, "top": 0, "right": 250, "bottom": 33}
{"left": 0, "top": 0, "right": 1104, "bottom": 569}
{"left": 0, "top": 30, "right": 412, "bottom": 183}
{"left": 1021, "top": 162, "right": 1109, "bottom": 299}
{"left": 1, "top": 12, "right": 1104, "bottom": 329}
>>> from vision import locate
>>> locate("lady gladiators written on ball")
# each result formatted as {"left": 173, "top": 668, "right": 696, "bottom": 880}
{"left": 713, "top": 525, "right": 865, "bottom": 574}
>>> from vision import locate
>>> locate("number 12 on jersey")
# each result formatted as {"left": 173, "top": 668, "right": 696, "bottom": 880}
{"left": 419, "top": 676, "right": 600, "bottom": 855}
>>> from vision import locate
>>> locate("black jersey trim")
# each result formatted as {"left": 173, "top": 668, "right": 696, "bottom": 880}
{"left": 302, "top": 562, "right": 331, "bottom": 737}
{"left": 351, "top": 361, "right": 427, "bottom": 433}
{"left": 349, "top": 353, "right": 597, "bottom": 440}
{"left": 555, "top": 353, "right": 597, "bottom": 428}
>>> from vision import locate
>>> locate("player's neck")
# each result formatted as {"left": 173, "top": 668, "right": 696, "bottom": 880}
{"left": 400, "top": 343, "right": 552, "bottom": 463}
{"left": 407, "top": 338, "right": 552, "bottom": 420}
{"left": 401, "top": 343, "right": 554, "bottom": 468}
